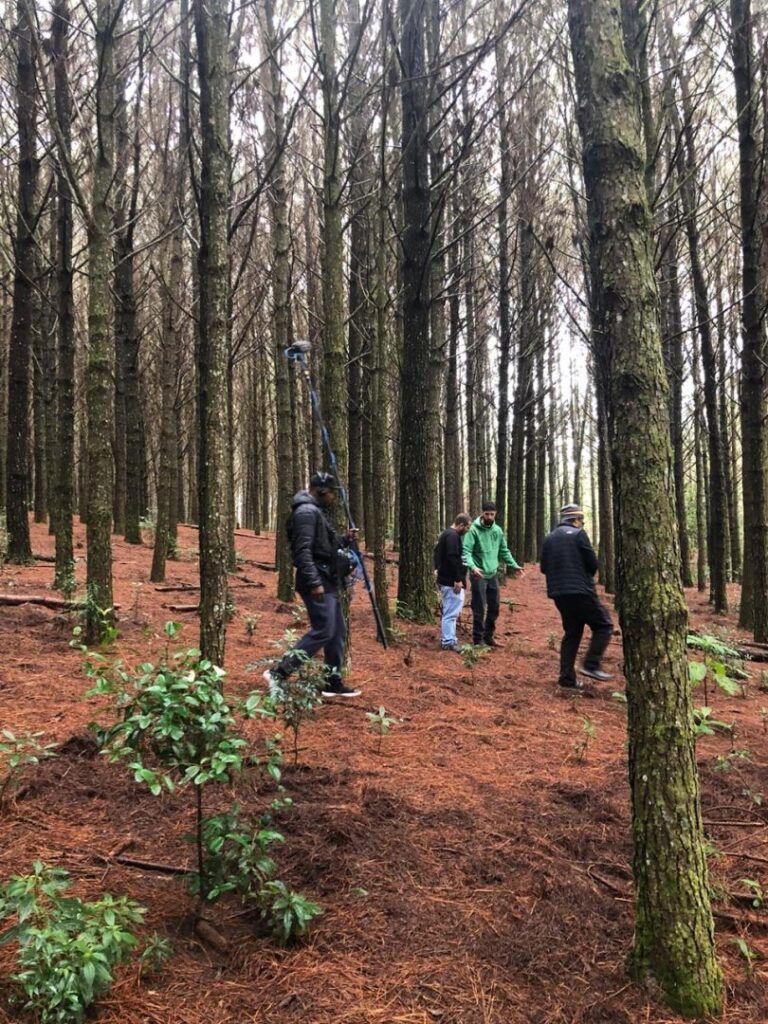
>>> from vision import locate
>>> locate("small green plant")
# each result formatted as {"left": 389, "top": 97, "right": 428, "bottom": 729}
{"left": 687, "top": 634, "right": 746, "bottom": 704}
{"left": 54, "top": 566, "right": 77, "bottom": 600}
{"left": 459, "top": 643, "right": 489, "bottom": 683}
{"left": 703, "top": 840, "right": 723, "bottom": 861}
{"left": 611, "top": 690, "right": 627, "bottom": 705}
{"left": 258, "top": 881, "right": 323, "bottom": 945}
{"left": 366, "top": 706, "right": 397, "bottom": 754}
{"left": 713, "top": 749, "right": 753, "bottom": 772}
{"left": 0, "top": 730, "right": 56, "bottom": 805}
{"left": 692, "top": 706, "right": 732, "bottom": 738}
{"left": 269, "top": 654, "right": 325, "bottom": 765}
{"left": 572, "top": 715, "right": 596, "bottom": 761}
{"left": 731, "top": 937, "right": 758, "bottom": 975}
{"left": 244, "top": 615, "right": 258, "bottom": 637}
{"left": 138, "top": 933, "right": 173, "bottom": 976}
{"left": 0, "top": 862, "right": 148, "bottom": 1024}
{"left": 546, "top": 632, "right": 557, "bottom": 650}
{"left": 290, "top": 604, "right": 306, "bottom": 626}
{"left": 742, "top": 786, "right": 764, "bottom": 807}
{"left": 78, "top": 586, "right": 118, "bottom": 647}
{"left": 82, "top": 623, "right": 320, "bottom": 943}
{"left": 739, "top": 878, "right": 764, "bottom": 909}
{"left": 759, "top": 670, "right": 768, "bottom": 693}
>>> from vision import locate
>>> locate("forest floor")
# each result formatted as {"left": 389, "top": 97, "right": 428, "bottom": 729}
{"left": 0, "top": 521, "right": 767, "bottom": 1024}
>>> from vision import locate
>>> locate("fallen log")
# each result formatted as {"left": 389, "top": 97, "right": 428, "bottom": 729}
{"left": 92, "top": 851, "right": 191, "bottom": 876}
{"left": 163, "top": 603, "right": 199, "bottom": 613}
{"left": 153, "top": 584, "right": 199, "bottom": 593}
{"left": 0, "top": 594, "right": 84, "bottom": 610}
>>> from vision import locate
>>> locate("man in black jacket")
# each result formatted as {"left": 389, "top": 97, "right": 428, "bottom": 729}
{"left": 540, "top": 504, "right": 613, "bottom": 689}
{"left": 434, "top": 513, "right": 472, "bottom": 652}
{"left": 264, "top": 472, "right": 361, "bottom": 698}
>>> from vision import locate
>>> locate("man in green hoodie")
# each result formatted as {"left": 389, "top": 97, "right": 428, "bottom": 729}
{"left": 463, "top": 501, "right": 523, "bottom": 647}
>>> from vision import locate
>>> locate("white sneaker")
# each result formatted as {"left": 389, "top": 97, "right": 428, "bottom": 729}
{"left": 262, "top": 669, "right": 282, "bottom": 700}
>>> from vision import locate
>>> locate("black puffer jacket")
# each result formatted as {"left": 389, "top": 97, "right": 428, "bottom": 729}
{"left": 288, "top": 490, "right": 346, "bottom": 592}
{"left": 539, "top": 522, "right": 599, "bottom": 598}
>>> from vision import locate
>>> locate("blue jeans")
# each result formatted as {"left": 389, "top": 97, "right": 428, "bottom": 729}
{"left": 277, "top": 587, "right": 347, "bottom": 684}
{"left": 440, "top": 585, "right": 465, "bottom": 646}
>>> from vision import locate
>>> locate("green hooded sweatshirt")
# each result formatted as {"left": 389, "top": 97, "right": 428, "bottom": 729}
{"left": 462, "top": 517, "right": 520, "bottom": 578}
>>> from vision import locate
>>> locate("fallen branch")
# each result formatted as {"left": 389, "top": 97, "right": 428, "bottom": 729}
{"left": 163, "top": 604, "right": 199, "bottom": 613}
{"left": 92, "top": 851, "right": 191, "bottom": 876}
{"left": 153, "top": 584, "right": 199, "bottom": 593}
{"left": 237, "top": 558, "right": 277, "bottom": 571}
{"left": 33, "top": 554, "right": 56, "bottom": 562}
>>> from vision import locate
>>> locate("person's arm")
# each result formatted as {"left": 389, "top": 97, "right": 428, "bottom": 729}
{"left": 434, "top": 534, "right": 444, "bottom": 572}
{"left": 578, "top": 530, "right": 599, "bottom": 575}
{"left": 462, "top": 527, "right": 479, "bottom": 572}
{"left": 447, "top": 532, "right": 464, "bottom": 587}
{"left": 498, "top": 530, "right": 521, "bottom": 570}
{"left": 292, "top": 506, "right": 323, "bottom": 590}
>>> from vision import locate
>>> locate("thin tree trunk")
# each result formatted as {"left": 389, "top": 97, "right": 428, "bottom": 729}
{"left": 85, "top": 0, "right": 119, "bottom": 640}
{"left": 194, "top": 0, "right": 231, "bottom": 665}
{"left": 7, "top": 0, "right": 38, "bottom": 563}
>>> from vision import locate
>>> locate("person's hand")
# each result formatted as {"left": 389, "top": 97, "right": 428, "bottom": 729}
{"left": 310, "top": 585, "right": 325, "bottom": 601}
{"left": 453, "top": 581, "right": 463, "bottom": 594}
{"left": 472, "top": 568, "right": 484, "bottom": 579}
{"left": 513, "top": 566, "right": 526, "bottom": 578}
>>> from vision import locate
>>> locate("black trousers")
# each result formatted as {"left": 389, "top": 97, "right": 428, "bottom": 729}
{"left": 553, "top": 593, "right": 613, "bottom": 684}
{"left": 277, "top": 587, "right": 346, "bottom": 684}
{"left": 470, "top": 576, "right": 500, "bottom": 644}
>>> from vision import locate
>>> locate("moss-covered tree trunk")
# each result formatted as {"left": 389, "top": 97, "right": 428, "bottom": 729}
{"left": 85, "top": 0, "right": 118, "bottom": 640}
{"left": 7, "top": 0, "right": 39, "bottom": 563}
{"left": 194, "top": 0, "right": 231, "bottom": 665}
{"left": 567, "top": 0, "right": 723, "bottom": 1016}
{"left": 397, "top": 0, "right": 435, "bottom": 621}
{"left": 731, "top": 0, "right": 768, "bottom": 640}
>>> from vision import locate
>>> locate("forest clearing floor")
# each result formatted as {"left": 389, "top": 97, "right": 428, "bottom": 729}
{"left": 0, "top": 521, "right": 767, "bottom": 1024}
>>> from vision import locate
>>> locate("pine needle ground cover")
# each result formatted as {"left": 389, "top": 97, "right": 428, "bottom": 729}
{"left": 0, "top": 521, "right": 766, "bottom": 1023}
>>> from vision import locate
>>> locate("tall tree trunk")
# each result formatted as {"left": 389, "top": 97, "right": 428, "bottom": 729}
{"left": 397, "top": 0, "right": 435, "bottom": 620}
{"left": 114, "top": 33, "right": 144, "bottom": 546}
{"left": 318, "top": 0, "right": 348, "bottom": 518}
{"left": 194, "top": 0, "right": 231, "bottom": 664}
{"left": 661, "top": 202, "right": 693, "bottom": 587}
{"left": 667, "top": 32, "right": 728, "bottom": 613}
{"left": 260, "top": 0, "right": 294, "bottom": 601}
{"left": 7, "top": 0, "right": 39, "bottom": 563}
{"left": 444, "top": 204, "right": 461, "bottom": 515}
{"left": 731, "top": 0, "right": 768, "bottom": 639}
{"left": 150, "top": 162, "right": 184, "bottom": 583}
{"left": 85, "top": 0, "right": 119, "bottom": 640}
{"left": 568, "top": 0, "right": 723, "bottom": 1015}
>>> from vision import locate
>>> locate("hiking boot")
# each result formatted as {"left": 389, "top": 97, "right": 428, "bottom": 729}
{"left": 484, "top": 638, "right": 505, "bottom": 649}
{"left": 580, "top": 666, "right": 613, "bottom": 682}
{"left": 321, "top": 681, "right": 362, "bottom": 698}
{"left": 441, "top": 642, "right": 462, "bottom": 653}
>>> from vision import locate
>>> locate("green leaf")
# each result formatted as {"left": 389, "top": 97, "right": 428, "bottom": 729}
{"left": 688, "top": 661, "right": 707, "bottom": 684}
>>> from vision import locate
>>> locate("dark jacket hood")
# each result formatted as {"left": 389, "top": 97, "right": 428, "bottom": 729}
{"left": 291, "top": 490, "right": 317, "bottom": 510}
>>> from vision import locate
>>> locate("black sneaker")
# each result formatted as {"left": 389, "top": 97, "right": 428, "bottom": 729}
{"left": 558, "top": 678, "right": 584, "bottom": 691}
{"left": 580, "top": 666, "right": 613, "bottom": 682}
{"left": 441, "top": 643, "right": 462, "bottom": 653}
{"left": 321, "top": 682, "right": 362, "bottom": 698}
